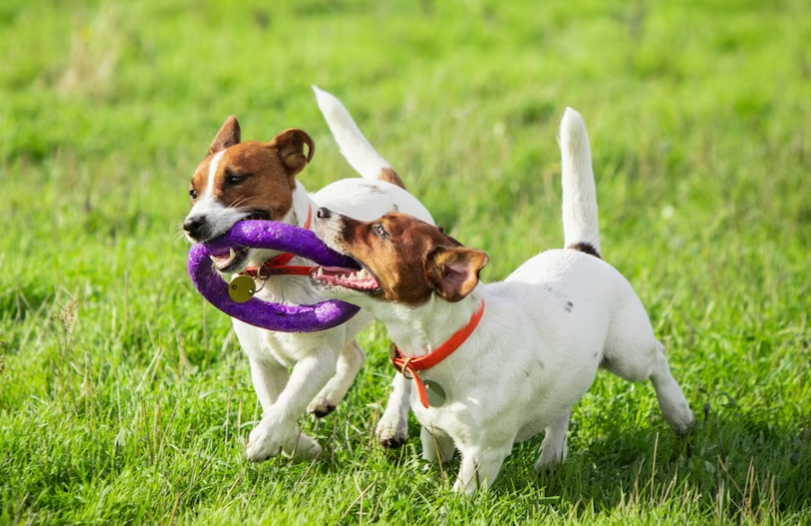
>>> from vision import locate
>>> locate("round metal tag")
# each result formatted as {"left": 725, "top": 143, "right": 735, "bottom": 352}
{"left": 228, "top": 275, "right": 256, "bottom": 303}
{"left": 423, "top": 380, "right": 447, "bottom": 407}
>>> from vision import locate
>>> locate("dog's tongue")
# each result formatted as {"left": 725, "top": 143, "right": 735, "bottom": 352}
{"left": 210, "top": 248, "right": 237, "bottom": 267}
{"left": 312, "top": 266, "right": 379, "bottom": 290}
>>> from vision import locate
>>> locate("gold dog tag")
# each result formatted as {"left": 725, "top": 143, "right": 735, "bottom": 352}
{"left": 424, "top": 380, "right": 447, "bottom": 407}
{"left": 228, "top": 275, "right": 256, "bottom": 303}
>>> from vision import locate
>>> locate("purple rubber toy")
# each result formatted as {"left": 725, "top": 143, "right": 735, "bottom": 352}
{"left": 188, "top": 221, "right": 361, "bottom": 332}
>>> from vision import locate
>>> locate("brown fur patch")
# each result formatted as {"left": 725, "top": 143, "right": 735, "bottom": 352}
{"left": 330, "top": 213, "right": 487, "bottom": 305}
{"left": 425, "top": 246, "right": 489, "bottom": 302}
{"left": 378, "top": 167, "right": 406, "bottom": 189}
{"left": 189, "top": 127, "right": 315, "bottom": 221}
{"left": 209, "top": 116, "right": 241, "bottom": 155}
{"left": 568, "top": 242, "right": 601, "bottom": 259}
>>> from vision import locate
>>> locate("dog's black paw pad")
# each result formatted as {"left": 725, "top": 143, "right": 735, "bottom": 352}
{"left": 380, "top": 436, "right": 408, "bottom": 449}
{"left": 311, "top": 404, "right": 336, "bottom": 418}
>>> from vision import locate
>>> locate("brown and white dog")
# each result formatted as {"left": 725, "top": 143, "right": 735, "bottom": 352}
{"left": 311, "top": 109, "right": 694, "bottom": 492}
{"left": 183, "top": 88, "right": 433, "bottom": 462}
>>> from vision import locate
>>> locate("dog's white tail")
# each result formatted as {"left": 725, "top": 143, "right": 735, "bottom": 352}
{"left": 560, "top": 107, "right": 601, "bottom": 257}
{"left": 313, "top": 86, "right": 406, "bottom": 189}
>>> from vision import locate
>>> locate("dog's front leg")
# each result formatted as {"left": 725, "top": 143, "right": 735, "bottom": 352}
{"left": 420, "top": 425, "right": 455, "bottom": 464}
{"left": 453, "top": 444, "right": 512, "bottom": 495}
{"left": 376, "top": 373, "right": 411, "bottom": 448}
{"left": 246, "top": 349, "right": 338, "bottom": 463}
{"left": 249, "top": 358, "right": 289, "bottom": 413}
{"left": 534, "top": 409, "right": 570, "bottom": 472}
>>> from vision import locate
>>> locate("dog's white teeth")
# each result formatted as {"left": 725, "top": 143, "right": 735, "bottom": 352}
{"left": 316, "top": 267, "right": 324, "bottom": 276}
{"left": 229, "top": 248, "right": 236, "bottom": 261}
{"left": 357, "top": 268, "right": 369, "bottom": 278}
{"left": 209, "top": 255, "right": 218, "bottom": 263}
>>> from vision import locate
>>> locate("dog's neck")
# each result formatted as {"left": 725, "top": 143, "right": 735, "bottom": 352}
{"left": 287, "top": 181, "right": 316, "bottom": 232}
{"left": 376, "top": 286, "right": 486, "bottom": 358}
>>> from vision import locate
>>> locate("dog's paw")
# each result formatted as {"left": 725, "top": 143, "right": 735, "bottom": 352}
{"left": 534, "top": 441, "right": 568, "bottom": 473}
{"left": 246, "top": 419, "right": 322, "bottom": 463}
{"left": 307, "top": 397, "right": 338, "bottom": 418}
{"left": 246, "top": 421, "right": 284, "bottom": 462}
{"left": 668, "top": 407, "right": 696, "bottom": 438}
{"left": 376, "top": 420, "right": 408, "bottom": 449}
{"left": 288, "top": 433, "right": 323, "bottom": 462}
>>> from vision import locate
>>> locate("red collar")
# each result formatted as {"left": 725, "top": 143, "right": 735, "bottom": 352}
{"left": 390, "top": 299, "right": 485, "bottom": 408}
{"left": 242, "top": 205, "right": 315, "bottom": 278}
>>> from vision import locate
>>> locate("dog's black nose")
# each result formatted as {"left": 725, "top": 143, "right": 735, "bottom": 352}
{"left": 316, "top": 207, "right": 332, "bottom": 219}
{"left": 184, "top": 215, "right": 206, "bottom": 238}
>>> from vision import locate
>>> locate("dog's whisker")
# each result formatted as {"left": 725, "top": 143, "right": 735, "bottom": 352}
{"left": 228, "top": 196, "right": 251, "bottom": 211}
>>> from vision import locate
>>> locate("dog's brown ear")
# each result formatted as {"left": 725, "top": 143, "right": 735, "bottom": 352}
{"left": 268, "top": 128, "right": 315, "bottom": 178}
{"left": 209, "top": 116, "right": 241, "bottom": 155}
{"left": 425, "top": 246, "right": 488, "bottom": 302}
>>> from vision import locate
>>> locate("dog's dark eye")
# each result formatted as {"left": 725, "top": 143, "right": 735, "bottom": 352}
{"left": 372, "top": 223, "right": 388, "bottom": 238}
{"left": 226, "top": 175, "right": 247, "bottom": 186}
{"left": 189, "top": 188, "right": 198, "bottom": 200}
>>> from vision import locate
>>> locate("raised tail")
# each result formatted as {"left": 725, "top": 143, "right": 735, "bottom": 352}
{"left": 560, "top": 107, "right": 601, "bottom": 258}
{"left": 312, "top": 86, "right": 406, "bottom": 189}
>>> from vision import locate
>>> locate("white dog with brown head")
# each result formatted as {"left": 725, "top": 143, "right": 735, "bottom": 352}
{"left": 311, "top": 109, "right": 694, "bottom": 493}
{"left": 183, "top": 88, "right": 433, "bottom": 462}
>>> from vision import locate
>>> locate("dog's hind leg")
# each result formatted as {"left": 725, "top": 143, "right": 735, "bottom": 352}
{"left": 648, "top": 341, "right": 694, "bottom": 436}
{"left": 602, "top": 303, "right": 694, "bottom": 436}
{"left": 534, "top": 408, "right": 570, "bottom": 472}
{"left": 602, "top": 293, "right": 694, "bottom": 436}
{"left": 604, "top": 345, "right": 694, "bottom": 436}
{"left": 307, "top": 340, "right": 366, "bottom": 417}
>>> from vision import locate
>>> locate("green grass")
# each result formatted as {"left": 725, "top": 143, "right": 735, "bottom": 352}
{"left": 1, "top": 0, "right": 810, "bottom": 523}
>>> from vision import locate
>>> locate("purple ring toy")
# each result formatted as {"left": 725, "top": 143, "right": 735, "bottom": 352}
{"left": 188, "top": 221, "right": 361, "bottom": 332}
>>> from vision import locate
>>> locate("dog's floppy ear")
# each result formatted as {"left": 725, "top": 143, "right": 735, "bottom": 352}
{"left": 268, "top": 128, "right": 315, "bottom": 178}
{"left": 209, "top": 116, "right": 241, "bottom": 155}
{"left": 425, "top": 246, "right": 489, "bottom": 302}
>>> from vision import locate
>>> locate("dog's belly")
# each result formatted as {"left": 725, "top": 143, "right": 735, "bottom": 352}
{"left": 414, "top": 354, "right": 601, "bottom": 449}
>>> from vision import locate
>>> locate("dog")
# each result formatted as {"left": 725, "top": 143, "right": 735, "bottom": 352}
{"left": 183, "top": 87, "right": 433, "bottom": 462}
{"left": 310, "top": 108, "right": 695, "bottom": 493}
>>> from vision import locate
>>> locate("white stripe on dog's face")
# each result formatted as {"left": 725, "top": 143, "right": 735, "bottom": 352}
{"left": 204, "top": 150, "right": 223, "bottom": 199}
{"left": 184, "top": 150, "right": 248, "bottom": 242}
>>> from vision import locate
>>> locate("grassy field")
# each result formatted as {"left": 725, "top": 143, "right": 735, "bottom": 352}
{"left": 1, "top": 0, "right": 810, "bottom": 523}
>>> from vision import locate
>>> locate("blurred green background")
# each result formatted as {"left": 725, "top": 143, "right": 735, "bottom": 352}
{"left": 1, "top": 0, "right": 810, "bottom": 524}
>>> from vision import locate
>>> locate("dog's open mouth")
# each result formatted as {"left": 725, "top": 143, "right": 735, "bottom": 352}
{"left": 209, "top": 246, "right": 250, "bottom": 272}
{"left": 311, "top": 265, "right": 381, "bottom": 293}
{"left": 206, "top": 212, "right": 271, "bottom": 272}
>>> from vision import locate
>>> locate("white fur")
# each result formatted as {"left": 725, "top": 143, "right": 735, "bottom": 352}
{"left": 188, "top": 90, "right": 434, "bottom": 463}
{"left": 313, "top": 85, "right": 394, "bottom": 180}
{"left": 205, "top": 150, "right": 223, "bottom": 197}
{"left": 561, "top": 108, "right": 600, "bottom": 253}
{"left": 318, "top": 108, "right": 694, "bottom": 492}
